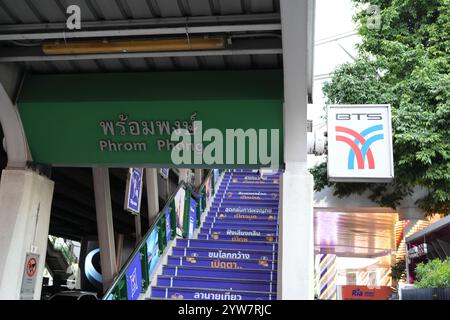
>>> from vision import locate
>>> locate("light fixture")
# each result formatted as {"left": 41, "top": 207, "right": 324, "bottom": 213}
{"left": 42, "top": 37, "right": 225, "bottom": 55}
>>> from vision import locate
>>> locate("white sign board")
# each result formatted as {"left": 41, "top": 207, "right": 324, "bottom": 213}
{"left": 327, "top": 105, "right": 394, "bottom": 182}
{"left": 159, "top": 168, "right": 169, "bottom": 179}
{"left": 20, "top": 253, "right": 40, "bottom": 300}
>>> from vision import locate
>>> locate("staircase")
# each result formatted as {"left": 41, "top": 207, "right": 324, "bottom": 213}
{"left": 45, "top": 238, "right": 74, "bottom": 287}
{"left": 151, "top": 169, "right": 280, "bottom": 300}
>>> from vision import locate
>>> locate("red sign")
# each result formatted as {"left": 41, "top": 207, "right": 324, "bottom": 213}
{"left": 26, "top": 257, "right": 38, "bottom": 277}
{"left": 341, "top": 285, "right": 392, "bottom": 300}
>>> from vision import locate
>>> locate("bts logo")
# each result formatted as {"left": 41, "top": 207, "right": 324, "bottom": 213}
{"left": 335, "top": 125, "right": 384, "bottom": 170}
{"left": 328, "top": 105, "right": 393, "bottom": 182}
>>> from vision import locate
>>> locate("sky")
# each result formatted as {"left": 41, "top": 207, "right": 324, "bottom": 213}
{"left": 309, "top": 0, "right": 361, "bottom": 125}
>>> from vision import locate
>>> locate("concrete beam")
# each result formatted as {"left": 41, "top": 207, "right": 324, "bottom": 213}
{"left": 0, "top": 38, "right": 282, "bottom": 62}
{"left": 0, "top": 14, "right": 281, "bottom": 40}
{"left": 0, "top": 23, "right": 281, "bottom": 41}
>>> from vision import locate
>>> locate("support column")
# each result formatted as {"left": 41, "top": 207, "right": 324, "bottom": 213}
{"left": 115, "top": 234, "right": 124, "bottom": 270}
{"left": 134, "top": 215, "right": 142, "bottom": 244}
{"left": 92, "top": 167, "right": 117, "bottom": 293}
{"left": 278, "top": 163, "right": 314, "bottom": 299}
{"left": 278, "top": 0, "right": 315, "bottom": 299}
{"left": 145, "top": 168, "right": 159, "bottom": 225}
{"left": 194, "top": 169, "right": 202, "bottom": 189}
{"left": 0, "top": 169, "right": 54, "bottom": 299}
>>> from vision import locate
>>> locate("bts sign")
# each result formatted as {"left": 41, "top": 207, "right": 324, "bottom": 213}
{"left": 327, "top": 105, "right": 394, "bottom": 182}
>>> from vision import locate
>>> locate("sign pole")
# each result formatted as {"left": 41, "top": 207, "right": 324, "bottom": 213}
{"left": 134, "top": 215, "right": 142, "bottom": 245}
{"left": 145, "top": 168, "right": 159, "bottom": 225}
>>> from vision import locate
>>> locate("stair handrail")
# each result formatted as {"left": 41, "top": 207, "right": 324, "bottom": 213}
{"left": 102, "top": 169, "right": 217, "bottom": 300}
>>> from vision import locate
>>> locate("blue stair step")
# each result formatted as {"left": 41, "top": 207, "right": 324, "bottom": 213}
{"left": 219, "top": 183, "right": 280, "bottom": 188}
{"left": 198, "top": 233, "right": 277, "bottom": 243}
{"left": 207, "top": 213, "right": 278, "bottom": 221}
{"left": 200, "top": 227, "right": 277, "bottom": 237}
{"left": 167, "top": 256, "right": 277, "bottom": 270}
{"left": 211, "top": 203, "right": 279, "bottom": 209}
{"left": 172, "top": 247, "right": 277, "bottom": 261}
{"left": 223, "top": 174, "right": 280, "bottom": 179}
{"left": 222, "top": 182, "right": 280, "bottom": 187}
{"left": 218, "top": 186, "right": 280, "bottom": 191}
{"left": 151, "top": 286, "right": 276, "bottom": 300}
{"left": 215, "top": 193, "right": 280, "bottom": 200}
{"left": 208, "top": 211, "right": 278, "bottom": 218}
{"left": 224, "top": 171, "right": 280, "bottom": 175}
{"left": 209, "top": 207, "right": 278, "bottom": 214}
{"left": 210, "top": 203, "right": 279, "bottom": 210}
{"left": 223, "top": 182, "right": 280, "bottom": 187}
{"left": 204, "top": 217, "right": 278, "bottom": 225}
{"left": 156, "top": 276, "right": 276, "bottom": 293}
{"left": 162, "top": 265, "right": 277, "bottom": 281}
{"left": 213, "top": 199, "right": 280, "bottom": 205}
{"left": 176, "top": 239, "right": 277, "bottom": 251}
{"left": 205, "top": 213, "right": 278, "bottom": 225}
{"left": 202, "top": 222, "right": 278, "bottom": 231}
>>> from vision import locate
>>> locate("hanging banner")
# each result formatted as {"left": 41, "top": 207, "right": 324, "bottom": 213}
{"left": 327, "top": 105, "right": 394, "bottom": 182}
{"left": 213, "top": 169, "right": 220, "bottom": 187}
{"left": 146, "top": 228, "right": 160, "bottom": 278}
{"left": 164, "top": 207, "right": 172, "bottom": 243}
{"left": 124, "top": 168, "right": 144, "bottom": 214}
{"left": 159, "top": 168, "right": 169, "bottom": 179}
{"left": 188, "top": 197, "right": 197, "bottom": 238}
{"left": 125, "top": 254, "right": 143, "bottom": 300}
{"left": 205, "top": 176, "right": 212, "bottom": 203}
{"left": 174, "top": 188, "right": 186, "bottom": 236}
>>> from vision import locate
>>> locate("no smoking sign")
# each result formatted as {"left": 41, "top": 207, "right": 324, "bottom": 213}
{"left": 26, "top": 257, "right": 38, "bottom": 277}
{"left": 20, "top": 253, "right": 40, "bottom": 299}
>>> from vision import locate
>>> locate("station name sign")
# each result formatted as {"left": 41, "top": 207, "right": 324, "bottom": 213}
{"left": 327, "top": 105, "right": 394, "bottom": 182}
{"left": 17, "top": 71, "right": 283, "bottom": 168}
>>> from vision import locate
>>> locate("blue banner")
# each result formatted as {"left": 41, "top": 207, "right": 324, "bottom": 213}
{"left": 125, "top": 168, "right": 143, "bottom": 213}
{"left": 146, "top": 228, "right": 160, "bottom": 279}
{"left": 159, "top": 168, "right": 169, "bottom": 179}
{"left": 126, "top": 254, "right": 143, "bottom": 300}
{"left": 213, "top": 169, "right": 220, "bottom": 186}
{"left": 188, "top": 197, "right": 197, "bottom": 238}
{"left": 165, "top": 207, "right": 171, "bottom": 243}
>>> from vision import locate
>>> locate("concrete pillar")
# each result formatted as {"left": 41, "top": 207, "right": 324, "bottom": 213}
{"left": 145, "top": 168, "right": 159, "bottom": 224}
{"left": 0, "top": 169, "right": 54, "bottom": 299}
{"left": 92, "top": 167, "right": 117, "bottom": 293}
{"left": 278, "top": 163, "right": 315, "bottom": 299}
{"left": 194, "top": 169, "right": 202, "bottom": 189}
{"left": 134, "top": 215, "right": 142, "bottom": 244}
{"left": 115, "top": 234, "right": 124, "bottom": 270}
{"left": 278, "top": 0, "right": 315, "bottom": 299}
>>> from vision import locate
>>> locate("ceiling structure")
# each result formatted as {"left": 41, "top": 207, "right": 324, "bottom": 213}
{"left": 315, "top": 211, "right": 398, "bottom": 259}
{"left": 0, "top": 0, "right": 285, "bottom": 74}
